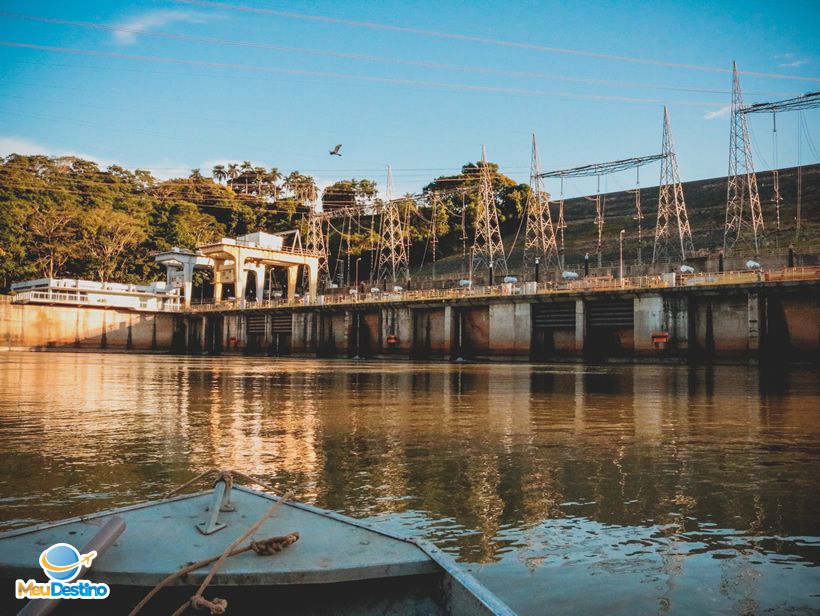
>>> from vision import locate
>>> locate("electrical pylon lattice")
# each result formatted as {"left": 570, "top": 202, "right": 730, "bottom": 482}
{"left": 724, "top": 61, "right": 764, "bottom": 256}
{"left": 376, "top": 166, "right": 409, "bottom": 284}
{"left": 304, "top": 204, "right": 330, "bottom": 288}
{"left": 471, "top": 145, "right": 507, "bottom": 277}
{"left": 653, "top": 107, "right": 694, "bottom": 264}
{"left": 523, "top": 134, "right": 558, "bottom": 272}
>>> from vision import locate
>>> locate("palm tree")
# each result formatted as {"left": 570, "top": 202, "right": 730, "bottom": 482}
{"left": 240, "top": 160, "right": 253, "bottom": 194}
{"left": 269, "top": 167, "right": 283, "bottom": 200}
{"left": 286, "top": 171, "right": 318, "bottom": 206}
{"left": 190, "top": 168, "right": 203, "bottom": 181}
{"left": 227, "top": 163, "right": 239, "bottom": 192}
{"left": 212, "top": 164, "right": 227, "bottom": 184}
{"left": 253, "top": 166, "right": 267, "bottom": 195}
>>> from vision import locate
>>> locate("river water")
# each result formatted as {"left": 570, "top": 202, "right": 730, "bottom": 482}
{"left": 0, "top": 352, "right": 818, "bottom": 614}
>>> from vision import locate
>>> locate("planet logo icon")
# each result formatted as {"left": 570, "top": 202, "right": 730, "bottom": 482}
{"left": 38, "top": 543, "right": 97, "bottom": 582}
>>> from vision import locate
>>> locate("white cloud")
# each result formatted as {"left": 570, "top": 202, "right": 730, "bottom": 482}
{"left": 0, "top": 137, "right": 192, "bottom": 179}
{"left": 775, "top": 53, "right": 809, "bottom": 69}
{"left": 703, "top": 105, "right": 731, "bottom": 120}
{"left": 0, "top": 136, "right": 117, "bottom": 168}
{"left": 112, "top": 9, "right": 212, "bottom": 45}
{"left": 778, "top": 59, "right": 809, "bottom": 68}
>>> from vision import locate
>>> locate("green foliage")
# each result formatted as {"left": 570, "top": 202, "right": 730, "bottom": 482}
{"left": 0, "top": 153, "right": 536, "bottom": 290}
{"left": 0, "top": 155, "right": 313, "bottom": 290}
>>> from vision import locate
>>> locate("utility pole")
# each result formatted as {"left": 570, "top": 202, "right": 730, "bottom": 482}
{"left": 627, "top": 168, "right": 643, "bottom": 265}
{"left": 430, "top": 193, "right": 439, "bottom": 279}
{"left": 653, "top": 107, "right": 694, "bottom": 265}
{"left": 471, "top": 145, "right": 507, "bottom": 282}
{"left": 724, "top": 61, "right": 764, "bottom": 257}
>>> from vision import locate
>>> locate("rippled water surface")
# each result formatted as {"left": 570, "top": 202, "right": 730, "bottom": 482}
{"left": 1, "top": 352, "right": 818, "bottom": 614}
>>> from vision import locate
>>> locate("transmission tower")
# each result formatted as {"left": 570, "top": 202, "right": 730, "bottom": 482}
{"left": 376, "top": 166, "right": 410, "bottom": 284}
{"left": 740, "top": 90, "right": 820, "bottom": 247}
{"left": 304, "top": 203, "right": 330, "bottom": 288}
{"left": 653, "top": 107, "right": 694, "bottom": 264}
{"left": 523, "top": 134, "right": 558, "bottom": 273}
{"left": 471, "top": 145, "right": 507, "bottom": 279}
{"left": 724, "top": 61, "right": 764, "bottom": 256}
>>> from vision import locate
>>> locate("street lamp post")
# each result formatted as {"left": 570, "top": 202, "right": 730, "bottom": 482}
{"left": 488, "top": 260, "right": 494, "bottom": 286}
{"left": 619, "top": 229, "right": 625, "bottom": 285}
{"left": 355, "top": 257, "right": 362, "bottom": 299}
{"left": 534, "top": 256, "right": 540, "bottom": 284}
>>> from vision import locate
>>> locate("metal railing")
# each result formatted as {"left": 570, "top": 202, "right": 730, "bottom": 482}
{"left": 10, "top": 289, "right": 182, "bottom": 311}
{"left": 197, "top": 240, "right": 321, "bottom": 259}
{"left": 186, "top": 265, "right": 820, "bottom": 312}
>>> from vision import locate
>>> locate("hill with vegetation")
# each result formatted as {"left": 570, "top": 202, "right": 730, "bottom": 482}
{"left": 0, "top": 153, "right": 816, "bottom": 291}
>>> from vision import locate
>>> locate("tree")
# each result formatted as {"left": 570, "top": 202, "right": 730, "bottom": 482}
{"left": 285, "top": 171, "right": 318, "bottom": 206}
{"left": 84, "top": 209, "right": 147, "bottom": 281}
{"left": 212, "top": 164, "right": 227, "bottom": 184}
{"left": 253, "top": 166, "right": 267, "bottom": 196}
{"left": 268, "top": 167, "right": 283, "bottom": 199}
{"left": 240, "top": 160, "right": 253, "bottom": 194}
{"left": 28, "top": 198, "right": 82, "bottom": 279}
{"left": 321, "top": 178, "right": 377, "bottom": 210}
{"left": 226, "top": 163, "right": 240, "bottom": 187}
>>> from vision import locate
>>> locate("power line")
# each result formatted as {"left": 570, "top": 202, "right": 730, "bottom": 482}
{"left": 741, "top": 91, "right": 820, "bottom": 114}
{"left": 1, "top": 11, "right": 794, "bottom": 97}
{"left": 0, "top": 40, "right": 724, "bottom": 107}
{"left": 177, "top": 0, "right": 820, "bottom": 83}
{"left": 538, "top": 154, "right": 666, "bottom": 178}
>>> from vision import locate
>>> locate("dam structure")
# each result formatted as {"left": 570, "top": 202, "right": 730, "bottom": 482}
{"left": 167, "top": 267, "right": 819, "bottom": 362}
{"left": 8, "top": 266, "right": 814, "bottom": 363}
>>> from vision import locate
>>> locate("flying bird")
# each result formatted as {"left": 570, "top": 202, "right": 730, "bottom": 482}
{"left": 329, "top": 144, "right": 342, "bottom": 156}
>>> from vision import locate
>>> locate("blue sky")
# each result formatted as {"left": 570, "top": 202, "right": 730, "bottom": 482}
{"left": 1, "top": 0, "right": 818, "bottom": 198}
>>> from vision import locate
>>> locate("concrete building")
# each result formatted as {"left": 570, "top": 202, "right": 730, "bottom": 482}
{"left": 154, "top": 248, "right": 214, "bottom": 308}
{"left": 157, "top": 231, "right": 323, "bottom": 308}
{"left": 10, "top": 278, "right": 181, "bottom": 311}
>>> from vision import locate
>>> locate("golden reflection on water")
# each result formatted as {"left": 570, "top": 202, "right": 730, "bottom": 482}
{"left": 0, "top": 352, "right": 818, "bottom": 614}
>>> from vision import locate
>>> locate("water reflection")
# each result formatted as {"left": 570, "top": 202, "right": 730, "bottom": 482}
{"left": 0, "top": 353, "right": 818, "bottom": 614}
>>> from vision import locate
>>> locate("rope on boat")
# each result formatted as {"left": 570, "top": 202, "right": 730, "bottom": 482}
{"left": 172, "top": 495, "right": 292, "bottom": 616}
{"left": 128, "top": 490, "right": 296, "bottom": 616}
{"left": 163, "top": 469, "right": 281, "bottom": 499}
{"left": 126, "top": 530, "right": 299, "bottom": 616}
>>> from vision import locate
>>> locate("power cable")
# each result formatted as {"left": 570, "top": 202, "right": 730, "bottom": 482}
{"left": 178, "top": 0, "right": 820, "bottom": 83}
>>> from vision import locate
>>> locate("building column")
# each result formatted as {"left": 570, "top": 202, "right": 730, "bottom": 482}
{"left": 287, "top": 265, "right": 300, "bottom": 301}
{"left": 574, "top": 299, "right": 586, "bottom": 354}
{"left": 213, "top": 258, "right": 224, "bottom": 303}
{"left": 307, "top": 262, "right": 318, "bottom": 302}
{"left": 748, "top": 291, "right": 760, "bottom": 352}
{"left": 234, "top": 260, "right": 247, "bottom": 302}
{"left": 633, "top": 294, "right": 663, "bottom": 354}
{"left": 182, "top": 261, "right": 195, "bottom": 307}
{"left": 443, "top": 305, "right": 454, "bottom": 359}
{"left": 252, "top": 263, "right": 266, "bottom": 302}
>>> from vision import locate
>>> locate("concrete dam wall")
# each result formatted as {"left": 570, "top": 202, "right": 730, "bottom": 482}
{"left": 0, "top": 299, "right": 175, "bottom": 352}
{"left": 2, "top": 279, "right": 817, "bottom": 362}
{"left": 173, "top": 280, "right": 819, "bottom": 363}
